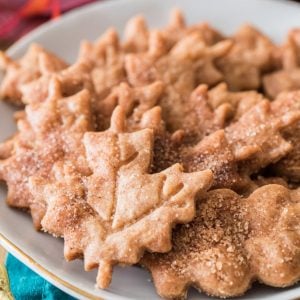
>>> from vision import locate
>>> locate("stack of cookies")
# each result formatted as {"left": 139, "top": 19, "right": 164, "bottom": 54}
{"left": 0, "top": 9, "right": 300, "bottom": 299}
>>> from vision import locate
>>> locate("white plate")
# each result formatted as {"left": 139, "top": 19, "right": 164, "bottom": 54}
{"left": 1, "top": 0, "right": 300, "bottom": 299}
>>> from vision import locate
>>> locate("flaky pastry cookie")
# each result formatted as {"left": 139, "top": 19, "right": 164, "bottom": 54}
{"left": 142, "top": 184, "right": 300, "bottom": 299}
{"left": 29, "top": 106, "right": 213, "bottom": 289}
{"left": 150, "top": 93, "right": 299, "bottom": 191}
{"left": 0, "top": 44, "right": 67, "bottom": 105}
{"left": 0, "top": 78, "right": 93, "bottom": 228}
{"left": 264, "top": 29, "right": 300, "bottom": 98}
{"left": 269, "top": 90, "right": 300, "bottom": 182}
{"left": 217, "top": 24, "right": 278, "bottom": 91}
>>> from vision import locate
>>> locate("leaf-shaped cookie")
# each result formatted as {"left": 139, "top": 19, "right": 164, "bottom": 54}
{"left": 216, "top": 24, "right": 278, "bottom": 91}
{"left": 142, "top": 184, "right": 300, "bottom": 299}
{"left": 179, "top": 129, "right": 251, "bottom": 191}
{"left": 176, "top": 84, "right": 231, "bottom": 141}
{"left": 125, "top": 32, "right": 232, "bottom": 131}
{"left": 0, "top": 78, "right": 94, "bottom": 228}
{"left": 263, "top": 68, "right": 300, "bottom": 99}
{"left": 32, "top": 106, "right": 213, "bottom": 289}
{"left": 78, "top": 28, "right": 126, "bottom": 100}
{"left": 77, "top": 28, "right": 164, "bottom": 130}
{"left": 123, "top": 9, "right": 224, "bottom": 53}
{"left": 0, "top": 44, "right": 67, "bottom": 105}
{"left": 20, "top": 59, "right": 94, "bottom": 105}
{"left": 225, "top": 98, "right": 300, "bottom": 174}
{"left": 72, "top": 13, "right": 178, "bottom": 106}
{"left": 148, "top": 92, "right": 299, "bottom": 192}
{"left": 148, "top": 108, "right": 251, "bottom": 192}
{"left": 208, "top": 82, "right": 266, "bottom": 122}
{"left": 100, "top": 81, "right": 231, "bottom": 142}
{"left": 96, "top": 80, "right": 164, "bottom": 130}
{"left": 263, "top": 29, "right": 300, "bottom": 98}
{"left": 161, "top": 9, "right": 224, "bottom": 49}
{"left": 268, "top": 91, "right": 300, "bottom": 181}
{"left": 124, "top": 26, "right": 231, "bottom": 88}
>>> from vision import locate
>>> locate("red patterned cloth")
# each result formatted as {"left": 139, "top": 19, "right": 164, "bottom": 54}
{"left": 0, "top": 0, "right": 97, "bottom": 48}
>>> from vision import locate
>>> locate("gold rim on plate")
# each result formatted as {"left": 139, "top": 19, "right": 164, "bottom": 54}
{"left": 0, "top": 232, "right": 102, "bottom": 300}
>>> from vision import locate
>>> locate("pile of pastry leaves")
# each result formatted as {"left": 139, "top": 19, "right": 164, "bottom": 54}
{"left": 0, "top": 9, "right": 300, "bottom": 299}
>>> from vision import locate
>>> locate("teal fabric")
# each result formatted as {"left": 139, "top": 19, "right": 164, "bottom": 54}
{"left": 5, "top": 254, "right": 76, "bottom": 300}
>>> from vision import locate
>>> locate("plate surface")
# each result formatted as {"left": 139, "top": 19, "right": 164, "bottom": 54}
{"left": 1, "top": 0, "right": 300, "bottom": 299}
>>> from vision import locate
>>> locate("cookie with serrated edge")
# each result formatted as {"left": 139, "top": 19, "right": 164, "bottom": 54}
{"left": 225, "top": 98, "right": 300, "bottom": 174}
{"left": 216, "top": 24, "right": 278, "bottom": 91}
{"left": 0, "top": 44, "right": 67, "bottom": 105}
{"left": 125, "top": 31, "right": 232, "bottom": 131}
{"left": 30, "top": 106, "right": 213, "bottom": 289}
{"left": 96, "top": 80, "right": 164, "bottom": 130}
{"left": 142, "top": 184, "right": 300, "bottom": 299}
{"left": 20, "top": 58, "right": 94, "bottom": 105}
{"left": 208, "top": 82, "right": 266, "bottom": 122}
{"left": 268, "top": 90, "right": 300, "bottom": 182}
{"left": 123, "top": 9, "right": 224, "bottom": 53}
{"left": 263, "top": 29, "right": 300, "bottom": 99}
{"left": 0, "top": 77, "right": 94, "bottom": 228}
{"left": 149, "top": 93, "right": 299, "bottom": 191}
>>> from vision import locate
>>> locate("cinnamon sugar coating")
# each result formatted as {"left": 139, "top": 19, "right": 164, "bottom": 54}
{"left": 123, "top": 9, "right": 224, "bottom": 53}
{"left": 216, "top": 24, "right": 278, "bottom": 91}
{"left": 142, "top": 184, "right": 300, "bottom": 299}
{"left": 269, "top": 91, "right": 300, "bottom": 182}
{"left": 0, "top": 44, "right": 67, "bottom": 105}
{"left": 150, "top": 93, "right": 300, "bottom": 192}
{"left": 103, "top": 81, "right": 232, "bottom": 144}
{"left": 0, "top": 78, "right": 94, "bottom": 228}
{"left": 30, "top": 107, "right": 213, "bottom": 289}
{"left": 1, "top": 9, "right": 300, "bottom": 299}
{"left": 96, "top": 81, "right": 164, "bottom": 130}
{"left": 263, "top": 29, "right": 300, "bottom": 98}
{"left": 208, "top": 82, "right": 266, "bottom": 122}
{"left": 125, "top": 33, "right": 232, "bottom": 131}
{"left": 20, "top": 59, "right": 94, "bottom": 105}
{"left": 225, "top": 98, "right": 300, "bottom": 174}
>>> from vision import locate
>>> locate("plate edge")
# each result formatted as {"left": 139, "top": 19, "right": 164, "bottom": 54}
{"left": 0, "top": 232, "right": 102, "bottom": 300}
